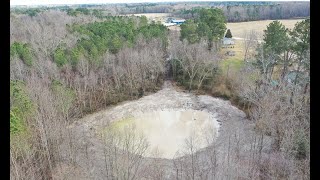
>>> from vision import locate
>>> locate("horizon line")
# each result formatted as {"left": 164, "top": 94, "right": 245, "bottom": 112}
{"left": 10, "top": 0, "right": 310, "bottom": 7}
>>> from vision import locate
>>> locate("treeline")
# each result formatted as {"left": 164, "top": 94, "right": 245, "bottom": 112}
{"left": 11, "top": 4, "right": 172, "bottom": 17}
{"left": 11, "top": 6, "right": 107, "bottom": 18}
{"left": 10, "top": 11, "right": 168, "bottom": 179}
{"left": 175, "top": 2, "right": 310, "bottom": 22}
{"left": 94, "top": 1, "right": 274, "bottom": 15}
{"left": 209, "top": 1, "right": 274, "bottom": 6}
{"left": 118, "top": 3, "right": 174, "bottom": 14}
{"left": 65, "top": 8, "right": 98, "bottom": 17}
{"left": 11, "top": 8, "right": 44, "bottom": 17}
{"left": 11, "top": 1, "right": 309, "bottom": 20}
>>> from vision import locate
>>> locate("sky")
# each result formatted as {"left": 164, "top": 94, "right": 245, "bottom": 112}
{"left": 10, "top": 0, "right": 310, "bottom": 6}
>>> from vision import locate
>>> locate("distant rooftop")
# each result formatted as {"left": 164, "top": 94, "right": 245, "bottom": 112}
{"left": 163, "top": 22, "right": 176, "bottom": 27}
{"left": 222, "top": 38, "right": 235, "bottom": 45}
{"left": 171, "top": 19, "right": 186, "bottom": 23}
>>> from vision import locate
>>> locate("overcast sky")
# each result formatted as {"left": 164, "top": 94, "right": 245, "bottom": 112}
{"left": 10, "top": 0, "right": 310, "bottom": 6}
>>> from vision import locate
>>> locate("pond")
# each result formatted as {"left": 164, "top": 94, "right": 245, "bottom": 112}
{"left": 104, "top": 109, "right": 220, "bottom": 159}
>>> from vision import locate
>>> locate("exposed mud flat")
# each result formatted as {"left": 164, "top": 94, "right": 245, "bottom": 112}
{"left": 59, "top": 81, "right": 267, "bottom": 179}
{"left": 69, "top": 81, "right": 247, "bottom": 157}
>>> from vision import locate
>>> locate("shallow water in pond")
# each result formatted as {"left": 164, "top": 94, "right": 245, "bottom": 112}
{"left": 106, "top": 109, "right": 219, "bottom": 159}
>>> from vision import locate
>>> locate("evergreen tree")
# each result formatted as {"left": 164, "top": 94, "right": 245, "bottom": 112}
{"left": 225, "top": 29, "right": 233, "bottom": 38}
{"left": 263, "top": 20, "right": 289, "bottom": 55}
{"left": 180, "top": 20, "right": 200, "bottom": 44}
{"left": 180, "top": 8, "right": 226, "bottom": 48}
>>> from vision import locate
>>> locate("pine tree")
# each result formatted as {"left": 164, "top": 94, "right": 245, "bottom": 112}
{"left": 225, "top": 29, "right": 232, "bottom": 38}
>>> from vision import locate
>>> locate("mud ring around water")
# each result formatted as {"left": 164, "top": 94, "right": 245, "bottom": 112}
{"left": 69, "top": 81, "right": 255, "bottom": 159}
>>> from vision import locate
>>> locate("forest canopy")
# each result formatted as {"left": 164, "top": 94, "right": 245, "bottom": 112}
{"left": 53, "top": 16, "right": 168, "bottom": 67}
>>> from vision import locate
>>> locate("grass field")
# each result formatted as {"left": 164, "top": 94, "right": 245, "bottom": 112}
{"left": 129, "top": 13, "right": 170, "bottom": 19}
{"left": 220, "top": 39, "right": 246, "bottom": 73}
{"left": 221, "top": 19, "right": 306, "bottom": 74}
{"left": 226, "top": 19, "right": 305, "bottom": 39}
{"left": 125, "top": 13, "right": 171, "bottom": 23}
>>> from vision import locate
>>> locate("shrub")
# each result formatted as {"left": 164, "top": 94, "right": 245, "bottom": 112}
{"left": 10, "top": 80, "right": 34, "bottom": 135}
{"left": 53, "top": 48, "right": 68, "bottom": 67}
{"left": 10, "top": 42, "right": 33, "bottom": 66}
{"left": 10, "top": 109, "right": 24, "bottom": 134}
{"left": 292, "top": 130, "right": 308, "bottom": 160}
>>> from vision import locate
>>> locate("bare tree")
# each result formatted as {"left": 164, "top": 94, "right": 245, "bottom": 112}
{"left": 243, "top": 30, "right": 259, "bottom": 62}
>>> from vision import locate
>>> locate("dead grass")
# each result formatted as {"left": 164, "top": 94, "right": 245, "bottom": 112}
{"left": 124, "top": 13, "right": 171, "bottom": 23}
{"left": 220, "top": 19, "right": 305, "bottom": 77}
{"left": 220, "top": 39, "right": 245, "bottom": 74}
{"left": 227, "top": 19, "right": 306, "bottom": 39}
{"left": 211, "top": 82, "right": 232, "bottom": 99}
{"left": 129, "top": 13, "right": 171, "bottom": 19}
{"left": 168, "top": 25, "right": 181, "bottom": 31}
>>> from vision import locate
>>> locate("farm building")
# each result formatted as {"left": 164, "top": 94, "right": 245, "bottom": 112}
{"left": 166, "top": 17, "right": 174, "bottom": 23}
{"left": 163, "top": 22, "right": 176, "bottom": 27}
{"left": 170, "top": 19, "right": 186, "bottom": 25}
{"left": 222, "top": 38, "right": 235, "bottom": 45}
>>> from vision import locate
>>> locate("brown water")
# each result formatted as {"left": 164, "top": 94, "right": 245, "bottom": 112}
{"left": 107, "top": 109, "right": 219, "bottom": 159}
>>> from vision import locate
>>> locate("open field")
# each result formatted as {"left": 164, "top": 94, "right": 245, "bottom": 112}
{"left": 128, "top": 13, "right": 170, "bottom": 19}
{"left": 220, "top": 19, "right": 306, "bottom": 74}
{"left": 220, "top": 39, "right": 245, "bottom": 73}
{"left": 227, "top": 19, "right": 306, "bottom": 39}
{"left": 167, "top": 19, "right": 305, "bottom": 37}
{"left": 125, "top": 13, "right": 171, "bottom": 22}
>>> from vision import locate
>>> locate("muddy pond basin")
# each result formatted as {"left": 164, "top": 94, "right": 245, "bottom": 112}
{"left": 102, "top": 109, "right": 219, "bottom": 159}
{"left": 59, "top": 82, "right": 262, "bottom": 179}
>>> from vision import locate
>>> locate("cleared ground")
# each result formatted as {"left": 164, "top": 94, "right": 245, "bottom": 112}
{"left": 124, "top": 13, "right": 171, "bottom": 23}
{"left": 220, "top": 39, "right": 245, "bottom": 72}
{"left": 56, "top": 81, "right": 267, "bottom": 179}
{"left": 227, "top": 19, "right": 305, "bottom": 39}
{"left": 128, "top": 13, "right": 170, "bottom": 18}
{"left": 221, "top": 19, "right": 305, "bottom": 74}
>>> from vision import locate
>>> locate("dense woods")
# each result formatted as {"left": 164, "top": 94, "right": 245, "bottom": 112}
{"left": 10, "top": 10, "right": 168, "bottom": 179}
{"left": 175, "top": 2, "right": 309, "bottom": 22}
{"left": 11, "top": 1, "right": 309, "bottom": 22}
{"left": 10, "top": 5, "right": 309, "bottom": 180}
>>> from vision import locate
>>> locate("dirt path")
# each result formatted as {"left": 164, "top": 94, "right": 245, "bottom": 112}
{"left": 233, "top": 36, "right": 263, "bottom": 43}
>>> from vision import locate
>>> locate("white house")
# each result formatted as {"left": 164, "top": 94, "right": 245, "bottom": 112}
{"left": 163, "top": 22, "right": 176, "bottom": 27}
{"left": 170, "top": 19, "right": 186, "bottom": 25}
{"left": 222, "top": 38, "right": 235, "bottom": 45}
